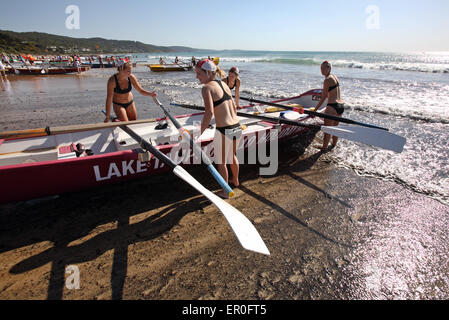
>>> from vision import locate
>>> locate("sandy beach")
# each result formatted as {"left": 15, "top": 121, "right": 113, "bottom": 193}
{"left": 0, "top": 70, "right": 448, "bottom": 301}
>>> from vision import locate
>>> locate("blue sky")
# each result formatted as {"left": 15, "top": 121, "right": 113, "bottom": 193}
{"left": 1, "top": 0, "right": 448, "bottom": 52}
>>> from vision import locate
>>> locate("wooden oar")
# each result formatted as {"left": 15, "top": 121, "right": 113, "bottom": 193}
{"left": 152, "top": 97, "right": 234, "bottom": 198}
{"left": 0, "top": 117, "right": 158, "bottom": 140}
{"left": 119, "top": 124, "right": 270, "bottom": 255}
{"left": 238, "top": 96, "right": 389, "bottom": 131}
{"left": 171, "top": 103, "right": 406, "bottom": 153}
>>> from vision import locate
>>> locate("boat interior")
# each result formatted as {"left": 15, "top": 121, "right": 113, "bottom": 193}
{"left": 0, "top": 94, "right": 319, "bottom": 167}
{"left": 0, "top": 113, "right": 272, "bottom": 167}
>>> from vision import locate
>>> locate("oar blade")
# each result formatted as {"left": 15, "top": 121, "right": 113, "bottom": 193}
{"left": 322, "top": 125, "right": 406, "bottom": 153}
{"left": 173, "top": 166, "right": 270, "bottom": 255}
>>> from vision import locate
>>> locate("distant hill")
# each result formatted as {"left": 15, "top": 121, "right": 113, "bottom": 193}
{"left": 0, "top": 30, "right": 200, "bottom": 55}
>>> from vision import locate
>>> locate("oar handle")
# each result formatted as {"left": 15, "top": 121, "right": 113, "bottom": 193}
{"left": 171, "top": 102, "right": 320, "bottom": 130}
{"left": 239, "top": 96, "right": 389, "bottom": 131}
{"left": 0, "top": 127, "right": 49, "bottom": 139}
{"left": 120, "top": 125, "right": 177, "bottom": 170}
{"left": 154, "top": 99, "right": 234, "bottom": 198}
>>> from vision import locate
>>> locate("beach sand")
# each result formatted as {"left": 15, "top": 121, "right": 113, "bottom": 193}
{"left": 0, "top": 72, "right": 448, "bottom": 300}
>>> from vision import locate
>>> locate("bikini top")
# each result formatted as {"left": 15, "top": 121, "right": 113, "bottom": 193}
{"left": 213, "top": 80, "right": 232, "bottom": 108}
{"left": 225, "top": 76, "right": 237, "bottom": 90}
{"left": 328, "top": 75, "right": 340, "bottom": 92}
{"left": 114, "top": 74, "right": 132, "bottom": 94}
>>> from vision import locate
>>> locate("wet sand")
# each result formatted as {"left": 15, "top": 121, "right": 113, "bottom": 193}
{"left": 0, "top": 67, "right": 189, "bottom": 132}
{"left": 0, "top": 72, "right": 448, "bottom": 300}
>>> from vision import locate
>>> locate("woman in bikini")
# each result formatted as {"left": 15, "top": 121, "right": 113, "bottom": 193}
{"left": 104, "top": 61, "right": 157, "bottom": 123}
{"left": 195, "top": 59, "right": 242, "bottom": 198}
{"left": 223, "top": 66, "right": 241, "bottom": 108}
{"left": 314, "top": 60, "right": 344, "bottom": 150}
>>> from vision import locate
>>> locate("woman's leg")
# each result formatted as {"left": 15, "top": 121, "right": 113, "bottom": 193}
{"left": 126, "top": 102, "right": 137, "bottom": 121}
{"left": 321, "top": 106, "right": 339, "bottom": 150}
{"left": 113, "top": 104, "right": 128, "bottom": 121}
{"left": 217, "top": 133, "right": 229, "bottom": 183}
{"left": 229, "top": 138, "right": 240, "bottom": 187}
{"left": 331, "top": 115, "right": 341, "bottom": 147}
{"left": 214, "top": 130, "right": 229, "bottom": 186}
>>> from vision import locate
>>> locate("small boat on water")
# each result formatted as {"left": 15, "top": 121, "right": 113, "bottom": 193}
{"left": 0, "top": 89, "right": 323, "bottom": 204}
{"left": 148, "top": 64, "right": 193, "bottom": 72}
{"left": 13, "top": 66, "right": 90, "bottom": 75}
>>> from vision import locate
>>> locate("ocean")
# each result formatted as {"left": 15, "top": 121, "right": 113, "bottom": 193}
{"left": 130, "top": 50, "right": 448, "bottom": 206}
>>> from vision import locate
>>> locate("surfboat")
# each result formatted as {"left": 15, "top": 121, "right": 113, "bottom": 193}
{"left": 0, "top": 89, "right": 323, "bottom": 204}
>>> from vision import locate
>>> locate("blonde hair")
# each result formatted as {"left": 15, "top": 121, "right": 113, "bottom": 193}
{"left": 215, "top": 66, "right": 226, "bottom": 79}
{"left": 118, "top": 62, "right": 132, "bottom": 72}
{"left": 196, "top": 64, "right": 226, "bottom": 80}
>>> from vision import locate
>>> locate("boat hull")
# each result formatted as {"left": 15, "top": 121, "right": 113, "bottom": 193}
{"left": 149, "top": 64, "right": 193, "bottom": 72}
{"left": 13, "top": 66, "right": 90, "bottom": 75}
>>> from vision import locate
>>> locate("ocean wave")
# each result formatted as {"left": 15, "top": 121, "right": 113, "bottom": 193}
{"left": 323, "top": 156, "right": 449, "bottom": 206}
{"left": 237, "top": 87, "right": 449, "bottom": 125}
{"left": 317, "top": 135, "right": 449, "bottom": 207}
{"left": 252, "top": 57, "right": 449, "bottom": 74}
{"left": 345, "top": 101, "right": 449, "bottom": 125}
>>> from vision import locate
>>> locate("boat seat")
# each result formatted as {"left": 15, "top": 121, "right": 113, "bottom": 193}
{"left": 0, "top": 148, "right": 58, "bottom": 166}
{"left": 58, "top": 143, "right": 78, "bottom": 160}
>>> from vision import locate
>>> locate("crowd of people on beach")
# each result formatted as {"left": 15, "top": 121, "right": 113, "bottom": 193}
{"left": 0, "top": 52, "right": 131, "bottom": 73}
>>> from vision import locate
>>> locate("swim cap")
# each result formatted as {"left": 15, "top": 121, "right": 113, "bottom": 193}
{"left": 197, "top": 59, "right": 217, "bottom": 72}
{"left": 322, "top": 60, "right": 332, "bottom": 68}
{"left": 116, "top": 60, "right": 125, "bottom": 68}
{"left": 229, "top": 66, "right": 239, "bottom": 75}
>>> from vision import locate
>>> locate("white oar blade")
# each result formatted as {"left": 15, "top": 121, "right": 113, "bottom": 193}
{"left": 173, "top": 166, "right": 270, "bottom": 255}
{"left": 321, "top": 125, "right": 406, "bottom": 153}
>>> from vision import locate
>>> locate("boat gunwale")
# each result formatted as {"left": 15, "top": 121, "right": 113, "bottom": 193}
{"left": 0, "top": 91, "right": 320, "bottom": 170}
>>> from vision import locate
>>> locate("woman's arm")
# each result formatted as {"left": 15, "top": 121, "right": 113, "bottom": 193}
{"left": 235, "top": 78, "right": 241, "bottom": 108}
{"left": 104, "top": 77, "right": 114, "bottom": 123}
{"left": 201, "top": 86, "right": 214, "bottom": 134}
{"left": 315, "top": 79, "right": 329, "bottom": 111}
{"left": 130, "top": 74, "right": 157, "bottom": 97}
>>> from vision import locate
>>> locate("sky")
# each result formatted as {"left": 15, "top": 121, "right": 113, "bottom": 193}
{"left": 0, "top": 0, "right": 448, "bottom": 52}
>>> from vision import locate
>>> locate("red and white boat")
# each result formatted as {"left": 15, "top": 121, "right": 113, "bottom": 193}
{"left": 12, "top": 66, "right": 90, "bottom": 75}
{"left": 0, "top": 89, "right": 323, "bottom": 204}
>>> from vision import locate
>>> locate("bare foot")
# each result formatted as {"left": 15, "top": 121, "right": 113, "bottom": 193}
{"left": 313, "top": 145, "right": 329, "bottom": 151}
{"left": 216, "top": 191, "right": 229, "bottom": 199}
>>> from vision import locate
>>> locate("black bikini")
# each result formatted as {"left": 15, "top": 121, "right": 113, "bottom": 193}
{"left": 216, "top": 123, "right": 242, "bottom": 140}
{"left": 213, "top": 80, "right": 241, "bottom": 139}
{"left": 213, "top": 80, "right": 232, "bottom": 108}
{"left": 113, "top": 74, "right": 133, "bottom": 109}
{"left": 327, "top": 102, "right": 344, "bottom": 115}
{"left": 328, "top": 81, "right": 339, "bottom": 92}
{"left": 225, "top": 77, "right": 237, "bottom": 90}
{"left": 327, "top": 76, "right": 344, "bottom": 115}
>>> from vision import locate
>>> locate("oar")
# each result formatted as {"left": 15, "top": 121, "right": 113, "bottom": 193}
{"left": 238, "top": 96, "right": 389, "bottom": 131}
{"left": 171, "top": 103, "right": 406, "bottom": 153}
{"left": 118, "top": 123, "right": 270, "bottom": 255}
{"left": 152, "top": 97, "right": 234, "bottom": 198}
{"left": 0, "top": 117, "right": 159, "bottom": 140}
